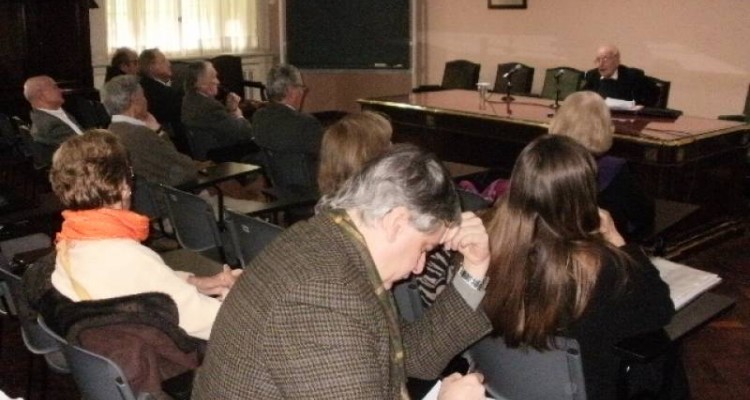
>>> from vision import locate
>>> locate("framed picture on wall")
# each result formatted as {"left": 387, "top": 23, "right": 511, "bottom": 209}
{"left": 488, "top": 0, "right": 527, "bottom": 9}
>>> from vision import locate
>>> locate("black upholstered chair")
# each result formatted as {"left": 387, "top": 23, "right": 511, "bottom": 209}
{"left": 493, "top": 62, "right": 534, "bottom": 95}
{"left": 541, "top": 67, "right": 584, "bottom": 101}
{"left": 646, "top": 75, "right": 671, "bottom": 109}
{"left": 223, "top": 209, "right": 283, "bottom": 268}
{"left": 718, "top": 83, "right": 750, "bottom": 122}
{"left": 209, "top": 55, "right": 267, "bottom": 102}
{"left": 413, "top": 59, "right": 481, "bottom": 92}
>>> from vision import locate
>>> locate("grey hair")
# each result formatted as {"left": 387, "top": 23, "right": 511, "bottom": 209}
{"left": 266, "top": 64, "right": 303, "bottom": 102}
{"left": 101, "top": 75, "right": 141, "bottom": 115}
{"left": 184, "top": 61, "right": 210, "bottom": 93}
{"left": 317, "top": 144, "right": 461, "bottom": 232}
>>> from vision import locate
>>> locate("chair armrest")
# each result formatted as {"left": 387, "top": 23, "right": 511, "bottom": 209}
{"left": 412, "top": 85, "right": 444, "bottom": 93}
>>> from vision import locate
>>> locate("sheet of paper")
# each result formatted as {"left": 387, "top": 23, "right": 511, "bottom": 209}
{"left": 651, "top": 257, "right": 722, "bottom": 310}
{"left": 422, "top": 380, "right": 494, "bottom": 400}
{"left": 605, "top": 97, "right": 637, "bottom": 110}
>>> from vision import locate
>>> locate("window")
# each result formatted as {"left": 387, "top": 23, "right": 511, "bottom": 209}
{"left": 106, "top": 0, "right": 265, "bottom": 58}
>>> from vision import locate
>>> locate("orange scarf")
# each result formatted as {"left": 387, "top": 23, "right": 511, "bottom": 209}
{"left": 57, "top": 208, "right": 150, "bottom": 243}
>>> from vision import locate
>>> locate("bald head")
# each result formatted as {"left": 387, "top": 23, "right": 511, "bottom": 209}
{"left": 594, "top": 45, "right": 621, "bottom": 78}
{"left": 23, "top": 75, "right": 64, "bottom": 109}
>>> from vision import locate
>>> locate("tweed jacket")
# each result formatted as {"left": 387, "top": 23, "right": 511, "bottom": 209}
{"left": 582, "top": 65, "right": 658, "bottom": 107}
{"left": 252, "top": 102, "right": 323, "bottom": 195}
{"left": 29, "top": 108, "right": 80, "bottom": 146}
{"left": 181, "top": 91, "right": 253, "bottom": 160}
{"left": 192, "top": 213, "right": 492, "bottom": 399}
{"left": 108, "top": 120, "right": 197, "bottom": 187}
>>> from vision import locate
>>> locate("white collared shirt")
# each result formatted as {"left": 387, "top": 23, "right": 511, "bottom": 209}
{"left": 38, "top": 108, "right": 83, "bottom": 135}
{"left": 601, "top": 69, "right": 619, "bottom": 80}
{"left": 111, "top": 114, "right": 147, "bottom": 127}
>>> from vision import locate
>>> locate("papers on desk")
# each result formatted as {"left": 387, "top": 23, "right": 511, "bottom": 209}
{"left": 651, "top": 257, "right": 722, "bottom": 310}
{"left": 423, "top": 380, "right": 494, "bottom": 400}
{"left": 605, "top": 97, "right": 639, "bottom": 110}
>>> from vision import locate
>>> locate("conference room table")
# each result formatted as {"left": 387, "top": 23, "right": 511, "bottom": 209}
{"left": 358, "top": 90, "right": 750, "bottom": 210}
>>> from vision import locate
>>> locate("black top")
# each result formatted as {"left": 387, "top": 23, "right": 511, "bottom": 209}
{"left": 582, "top": 65, "right": 658, "bottom": 107}
{"left": 568, "top": 244, "right": 674, "bottom": 400}
{"left": 597, "top": 157, "right": 655, "bottom": 241}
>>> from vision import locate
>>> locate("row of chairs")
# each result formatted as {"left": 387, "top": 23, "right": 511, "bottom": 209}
{"left": 418, "top": 59, "right": 672, "bottom": 109}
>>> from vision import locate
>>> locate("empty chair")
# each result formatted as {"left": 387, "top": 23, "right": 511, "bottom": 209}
{"left": 468, "top": 335, "right": 586, "bottom": 400}
{"left": 718, "top": 83, "right": 750, "bottom": 122}
{"left": 0, "top": 257, "right": 69, "bottom": 400}
{"left": 493, "top": 62, "right": 534, "bottom": 95}
{"left": 223, "top": 209, "right": 283, "bottom": 268}
{"left": 210, "top": 55, "right": 268, "bottom": 102}
{"left": 413, "top": 59, "right": 481, "bottom": 92}
{"left": 159, "top": 184, "right": 232, "bottom": 264}
{"left": 541, "top": 67, "right": 584, "bottom": 101}
{"left": 645, "top": 76, "right": 671, "bottom": 109}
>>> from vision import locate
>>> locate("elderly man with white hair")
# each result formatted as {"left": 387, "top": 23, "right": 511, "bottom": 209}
{"left": 23, "top": 75, "right": 83, "bottom": 146}
{"left": 194, "top": 144, "right": 492, "bottom": 400}
{"left": 581, "top": 44, "right": 659, "bottom": 107}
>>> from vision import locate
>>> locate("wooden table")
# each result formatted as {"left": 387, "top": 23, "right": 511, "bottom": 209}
{"left": 178, "top": 161, "right": 262, "bottom": 222}
{"left": 359, "top": 90, "right": 750, "bottom": 209}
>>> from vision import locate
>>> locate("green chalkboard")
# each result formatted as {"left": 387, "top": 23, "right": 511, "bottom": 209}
{"left": 286, "top": 0, "right": 410, "bottom": 70}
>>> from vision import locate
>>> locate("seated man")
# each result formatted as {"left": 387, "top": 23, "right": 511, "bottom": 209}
{"left": 192, "top": 144, "right": 491, "bottom": 400}
{"left": 581, "top": 45, "right": 658, "bottom": 107}
{"left": 102, "top": 75, "right": 198, "bottom": 187}
{"left": 252, "top": 64, "right": 322, "bottom": 197}
{"left": 138, "top": 48, "right": 185, "bottom": 146}
{"left": 105, "top": 47, "right": 139, "bottom": 83}
{"left": 181, "top": 61, "right": 256, "bottom": 161}
{"left": 23, "top": 75, "right": 83, "bottom": 166}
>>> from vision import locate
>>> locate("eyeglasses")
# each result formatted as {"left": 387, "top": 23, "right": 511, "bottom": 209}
{"left": 594, "top": 55, "right": 617, "bottom": 64}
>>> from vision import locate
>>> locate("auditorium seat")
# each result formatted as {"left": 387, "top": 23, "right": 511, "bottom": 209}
{"left": 540, "top": 66, "right": 584, "bottom": 101}
{"left": 493, "top": 62, "right": 534, "bottom": 95}
{"left": 413, "top": 59, "right": 481, "bottom": 92}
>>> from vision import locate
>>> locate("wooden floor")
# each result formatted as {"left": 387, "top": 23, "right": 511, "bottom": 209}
{"left": 0, "top": 222, "right": 748, "bottom": 399}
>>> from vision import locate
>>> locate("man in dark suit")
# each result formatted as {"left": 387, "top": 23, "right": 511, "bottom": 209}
{"left": 192, "top": 145, "right": 491, "bottom": 400}
{"left": 105, "top": 47, "right": 139, "bottom": 83}
{"left": 582, "top": 45, "right": 658, "bottom": 107}
{"left": 138, "top": 48, "right": 188, "bottom": 152}
{"left": 252, "top": 64, "right": 323, "bottom": 196}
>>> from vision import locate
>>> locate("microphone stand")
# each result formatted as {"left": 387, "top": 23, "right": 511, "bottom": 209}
{"left": 502, "top": 79, "right": 514, "bottom": 102}
{"left": 549, "top": 74, "right": 562, "bottom": 109}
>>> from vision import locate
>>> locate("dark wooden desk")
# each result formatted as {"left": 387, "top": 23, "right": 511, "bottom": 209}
{"left": 178, "top": 161, "right": 262, "bottom": 222}
{"left": 359, "top": 90, "right": 750, "bottom": 208}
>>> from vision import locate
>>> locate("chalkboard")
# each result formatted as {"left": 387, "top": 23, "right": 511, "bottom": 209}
{"left": 286, "top": 0, "right": 410, "bottom": 70}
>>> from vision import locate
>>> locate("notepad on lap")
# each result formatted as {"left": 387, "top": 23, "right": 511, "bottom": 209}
{"left": 651, "top": 257, "right": 722, "bottom": 310}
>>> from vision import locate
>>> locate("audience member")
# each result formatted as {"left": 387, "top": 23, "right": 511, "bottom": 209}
{"left": 581, "top": 45, "right": 658, "bottom": 107}
{"left": 138, "top": 48, "right": 184, "bottom": 138}
{"left": 252, "top": 64, "right": 323, "bottom": 197}
{"left": 317, "top": 111, "right": 391, "bottom": 195}
{"left": 192, "top": 144, "right": 492, "bottom": 399}
{"left": 47, "top": 129, "right": 240, "bottom": 340}
{"left": 482, "top": 135, "right": 675, "bottom": 400}
{"left": 549, "top": 91, "right": 654, "bottom": 240}
{"left": 102, "top": 75, "right": 198, "bottom": 187}
{"left": 181, "top": 61, "right": 256, "bottom": 161}
{"left": 105, "top": 47, "right": 139, "bottom": 82}
{"left": 23, "top": 75, "right": 83, "bottom": 146}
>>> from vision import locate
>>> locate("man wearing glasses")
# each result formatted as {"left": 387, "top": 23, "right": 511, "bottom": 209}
{"left": 252, "top": 64, "right": 323, "bottom": 197}
{"left": 582, "top": 44, "right": 659, "bottom": 107}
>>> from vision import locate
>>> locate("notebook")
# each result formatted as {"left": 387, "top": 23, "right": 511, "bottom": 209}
{"left": 651, "top": 257, "right": 722, "bottom": 310}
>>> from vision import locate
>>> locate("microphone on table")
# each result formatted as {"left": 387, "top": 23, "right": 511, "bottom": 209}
{"left": 554, "top": 69, "right": 566, "bottom": 79}
{"left": 503, "top": 64, "right": 523, "bottom": 79}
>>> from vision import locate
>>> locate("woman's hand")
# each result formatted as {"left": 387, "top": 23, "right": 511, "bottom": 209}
{"left": 438, "top": 372, "right": 486, "bottom": 400}
{"left": 442, "top": 212, "right": 490, "bottom": 279}
{"left": 187, "top": 265, "right": 243, "bottom": 300}
{"left": 598, "top": 208, "right": 626, "bottom": 247}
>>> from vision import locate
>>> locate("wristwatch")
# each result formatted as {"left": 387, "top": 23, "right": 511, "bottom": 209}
{"left": 458, "top": 266, "right": 488, "bottom": 291}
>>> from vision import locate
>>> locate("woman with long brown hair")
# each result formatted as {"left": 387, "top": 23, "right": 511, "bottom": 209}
{"left": 482, "top": 135, "right": 674, "bottom": 399}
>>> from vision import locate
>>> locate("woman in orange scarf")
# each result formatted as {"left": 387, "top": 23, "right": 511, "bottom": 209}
{"left": 49, "top": 129, "right": 239, "bottom": 340}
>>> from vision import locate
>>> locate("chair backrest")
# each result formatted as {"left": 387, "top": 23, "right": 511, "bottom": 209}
{"left": 392, "top": 276, "right": 424, "bottom": 323}
{"left": 61, "top": 335, "right": 138, "bottom": 400}
{"left": 223, "top": 209, "right": 283, "bottom": 268}
{"left": 457, "top": 189, "right": 491, "bottom": 212}
{"left": 743, "top": 83, "right": 750, "bottom": 117}
{"left": 159, "top": 185, "right": 226, "bottom": 262}
{"left": 468, "top": 335, "right": 586, "bottom": 400}
{"left": 541, "top": 67, "right": 584, "bottom": 101}
{"left": 493, "top": 62, "right": 535, "bottom": 94}
{"left": 131, "top": 176, "right": 167, "bottom": 221}
{"left": 441, "top": 59, "right": 481, "bottom": 90}
{"left": 646, "top": 75, "right": 671, "bottom": 109}
{"left": 260, "top": 147, "right": 318, "bottom": 199}
{"left": 210, "top": 55, "right": 268, "bottom": 102}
